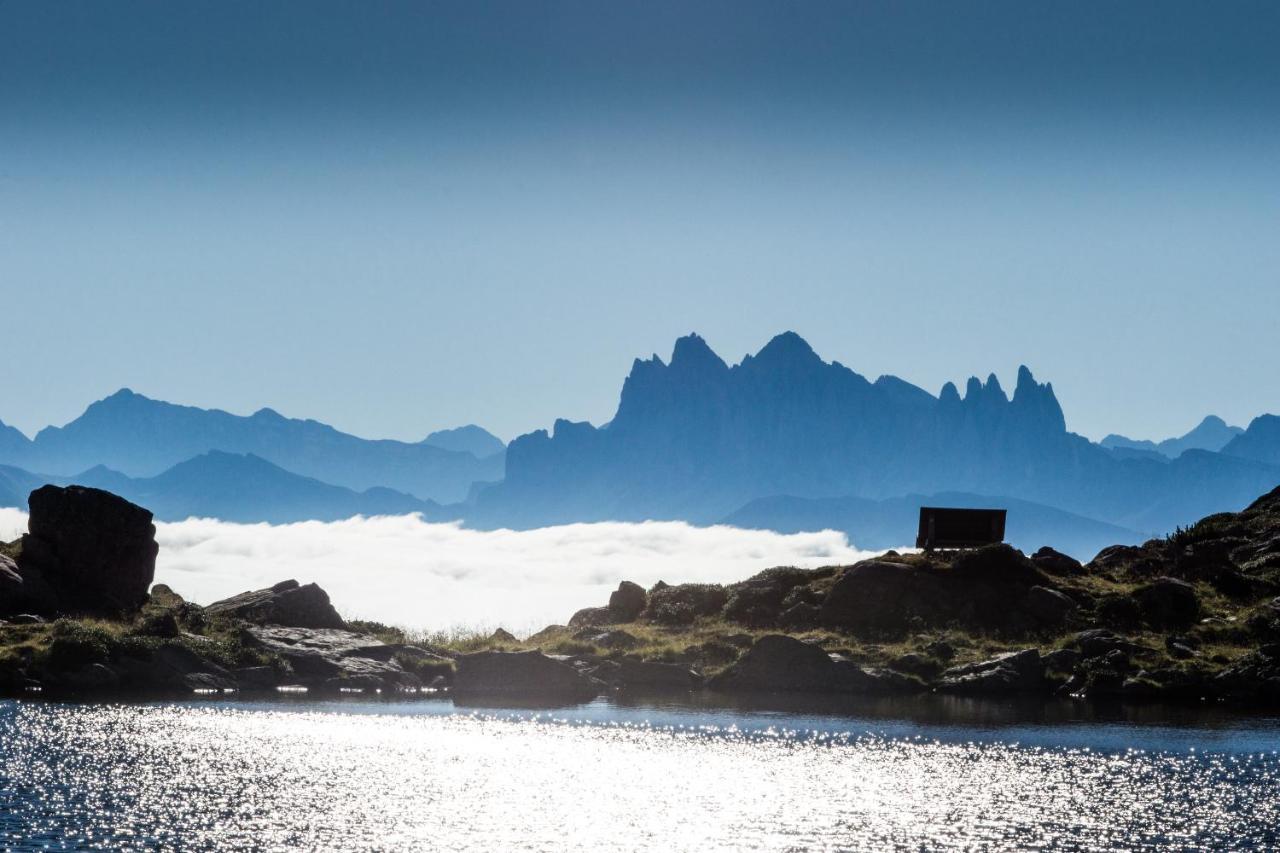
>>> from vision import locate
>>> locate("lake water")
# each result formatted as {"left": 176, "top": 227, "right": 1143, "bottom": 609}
{"left": 1, "top": 695, "right": 1278, "bottom": 851}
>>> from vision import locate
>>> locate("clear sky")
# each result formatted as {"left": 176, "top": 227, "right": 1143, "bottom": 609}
{"left": 2, "top": 1, "right": 1277, "bottom": 443}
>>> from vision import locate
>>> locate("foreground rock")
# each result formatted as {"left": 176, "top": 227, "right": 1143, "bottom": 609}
{"left": 819, "top": 546, "right": 1057, "bottom": 635}
{"left": 206, "top": 580, "right": 345, "bottom": 629}
{"left": 938, "top": 650, "right": 1044, "bottom": 695}
{"left": 708, "top": 635, "right": 922, "bottom": 695}
{"left": 11, "top": 485, "right": 158, "bottom": 617}
{"left": 453, "top": 650, "right": 603, "bottom": 703}
{"left": 244, "top": 625, "right": 448, "bottom": 691}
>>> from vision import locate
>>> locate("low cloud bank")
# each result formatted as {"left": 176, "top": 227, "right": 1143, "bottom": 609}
{"left": 0, "top": 509, "right": 881, "bottom": 633}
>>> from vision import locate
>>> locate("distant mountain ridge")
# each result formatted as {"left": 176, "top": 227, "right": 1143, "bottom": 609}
{"left": 422, "top": 425, "right": 505, "bottom": 459}
{"left": 1102, "top": 415, "right": 1243, "bottom": 459}
{"left": 1223, "top": 415, "right": 1280, "bottom": 467}
{"left": 0, "top": 390, "right": 503, "bottom": 504}
{"left": 474, "top": 332, "right": 1280, "bottom": 544}
{"left": 0, "top": 452, "right": 456, "bottom": 524}
{"left": 0, "top": 331, "right": 1277, "bottom": 561}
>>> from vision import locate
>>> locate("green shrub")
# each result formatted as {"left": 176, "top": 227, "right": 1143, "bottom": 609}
{"left": 45, "top": 620, "right": 118, "bottom": 671}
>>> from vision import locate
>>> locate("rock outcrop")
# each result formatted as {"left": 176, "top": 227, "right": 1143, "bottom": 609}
{"left": 244, "top": 625, "right": 445, "bottom": 690}
{"left": 11, "top": 485, "right": 158, "bottom": 617}
{"left": 453, "top": 650, "right": 603, "bottom": 703}
{"left": 205, "top": 580, "right": 345, "bottom": 629}
{"left": 818, "top": 546, "right": 1054, "bottom": 635}
{"left": 708, "top": 635, "right": 921, "bottom": 695}
{"left": 938, "top": 650, "right": 1044, "bottom": 695}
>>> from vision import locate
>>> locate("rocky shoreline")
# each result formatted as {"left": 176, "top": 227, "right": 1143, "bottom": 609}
{"left": 2, "top": 484, "right": 1280, "bottom": 708}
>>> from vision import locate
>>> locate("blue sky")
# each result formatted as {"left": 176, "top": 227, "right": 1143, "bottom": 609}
{"left": 2, "top": 1, "right": 1278, "bottom": 443}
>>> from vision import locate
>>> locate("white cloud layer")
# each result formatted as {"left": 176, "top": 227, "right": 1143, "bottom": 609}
{"left": 0, "top": 509, "right": 882, "bottom": 634}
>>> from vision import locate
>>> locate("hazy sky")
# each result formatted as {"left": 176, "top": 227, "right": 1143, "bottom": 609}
{"left": 3, "top": 1, "right": 1277, "bottom": 443}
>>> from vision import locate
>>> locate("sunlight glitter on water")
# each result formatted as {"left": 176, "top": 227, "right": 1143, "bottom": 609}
{"left": 2, "top": 701, "right": 1279, "bottom": 851}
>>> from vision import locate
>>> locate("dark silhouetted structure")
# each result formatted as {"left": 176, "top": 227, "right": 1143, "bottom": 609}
{"left": 916, "top": 506, "right": 1006, "bottom": 550}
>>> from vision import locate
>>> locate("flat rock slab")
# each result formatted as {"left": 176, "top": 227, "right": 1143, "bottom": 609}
{"left": 245, "top": 625, "right": 440, "bottom": 687}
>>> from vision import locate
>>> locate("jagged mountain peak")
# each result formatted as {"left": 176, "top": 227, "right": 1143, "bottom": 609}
{"left": 752, "top": 330, "right": 821, "bottom": 367}
{"left": 669, "top": 333, "right": 728, "bottom": 372}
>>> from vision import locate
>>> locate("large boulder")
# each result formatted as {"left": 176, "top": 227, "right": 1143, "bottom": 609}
{"left": 205, "top": 579, "right": 344, "bottom": 629}
{"left": 1023, "top": 586, "right": 1077, "bottom": 628}
{"left": 607, "top": 581, "right": 647, "bottom": 622}
{"left": 1031, "top": 547, "right": 1084, "bottom": 577}
{"left": 938, "top": 649, "right": 1044, "bottom": 695}
{"left": 820, "top": 547, "right": 1050, "bottom": 635}
{"left": 707, "top": 634, "right": 919, "bottom": 695}
{"left": 244, "top": 625, "right": 440, "bottom": 690}
{"left": 453, "top": 650, "right": 602, "bottom": 703}
{"left": 17, "top": 485, "right": 158, "bottom": 616}
{"left": 1133, "top": 577, "right": 1201, "bottom": 630}
{"left": 614, "top": 659, "right": 701, "bottom": 691}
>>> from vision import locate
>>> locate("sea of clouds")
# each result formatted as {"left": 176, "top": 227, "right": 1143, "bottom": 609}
{"left": 0, "top": 509, "right": 880, "bottom": 634}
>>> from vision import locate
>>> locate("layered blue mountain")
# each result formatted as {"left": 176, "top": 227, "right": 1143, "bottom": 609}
{"left": 476, "top": 332, "right": 1280, "bottom": 549}
{"left": 1223, "top": 415, "right": 1280, "bottom": 466}
{"left": 0, "top": 452, "right": 454, "bottom": 524}
{"left": 422, "top": 425, "right": 506, "bottom": 459}
{"left": 0, "top": 391, "right": 503, "bottom": 504}
{"left": 1101, "top": 415, "right": 1243, "bottom": 459}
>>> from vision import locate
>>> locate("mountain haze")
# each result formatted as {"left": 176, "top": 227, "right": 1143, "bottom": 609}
{"left": 1102, "top": 415, "right": 1244, "bottom": 459}
{"left": 1223, "top": 415, "right": 1280, "bottom": 467}
{"left": 0, "top": 452, "right": 453, "bottom": 524}
{"left": 476, "top": 332, "right": 1280, "bottom": 542}
{"left": 422, "top": 425, "right": 505, "bottom": 459}
{"left": 0, "top": 390, "right": 503, "bottom": 504}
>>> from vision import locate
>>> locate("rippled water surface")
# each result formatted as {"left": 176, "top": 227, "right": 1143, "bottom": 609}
{"left": 2, "top": 697, "right": 1279, "bottom": 851}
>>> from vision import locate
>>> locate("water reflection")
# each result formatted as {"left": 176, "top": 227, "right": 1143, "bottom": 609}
{"left": 1, "top": 698, "right": 1277, "bottom": 851}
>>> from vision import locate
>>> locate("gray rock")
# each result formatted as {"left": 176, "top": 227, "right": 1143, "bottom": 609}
{"left": 583, "top": 629, "right": 640, "bottom": 650}
{"left": 1023, "top": 586, "right": 1077, "bottom": 627}
{"left": 567, "top": 606, "right": 613, "bottom": 629}
{"left": 938, "top": 649, "right": 1044, "bottom": 695}
{"left": 59, "top": 663, "right": 120, "bottom": 692}
{"left": 205, "top": 579, "right": 344, "bottom": 629}
{"left": 889, "top": 652, "right": 942, "bottom": 680}
{"left": 1041, "top": 648, "right": 1082, "bottom": 672}
{"left": 708, "top": 634, "right": 921, "bottom": 695}
{"left": 607, "top": 581, "right": 647, "bottom": 622}
{"left": 20, "top": 484, "right": 158, "bottom": 616}
{"left": 1069, "top": 629, "right": 1148, "bottom": 659}
{"left": 233, "top": 666, "right": 280, "bottom": 690}
{"left": 453, "top": 649, "right": 602, "bottom": 703}
{"left": 245, "top": 625, "right": 435, "bottom": 688}
{"left": 184, "top": 672, "right": 237, "bottom": 692}
{"left": 1031, "top": 547, "right": 1084, "bottom": 576}
{"left": 1134, "top": 577, "right": 1200, "bottom": 630}
{"left": 614, "top": 659, "right": 700, "bottom": 691}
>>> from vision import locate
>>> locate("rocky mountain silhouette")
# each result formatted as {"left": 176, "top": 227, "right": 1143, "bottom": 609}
{"left": 1102, "top": 415, "right": 1244, "bottom": 459}
{"left": 475, "top": 332, "right": 1280, "bottom": 546}
{"left": 0, "top": 452, "right": 454, "bottom": 524}
{"left": 422, "top": 425, "right": 506, "bottom": 459}
{"left": 1223, "top": 415, "right": 1280, "bottom": 466}
{"left": 0, "top": 390, "right": 503, "bottom": 504}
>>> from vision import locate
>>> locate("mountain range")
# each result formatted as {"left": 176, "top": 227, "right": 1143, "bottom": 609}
{"left": 1, "top": 331, "right": 1278, "bottom": 559}
{"left": 471, "top": 332, "right": 1280, "bottom": 553}
{"left": 0, "top": 390, "right": 503, "bottom": 504}
{"left": 1101, "top": 415, "right": 1243, "bottom": 459}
